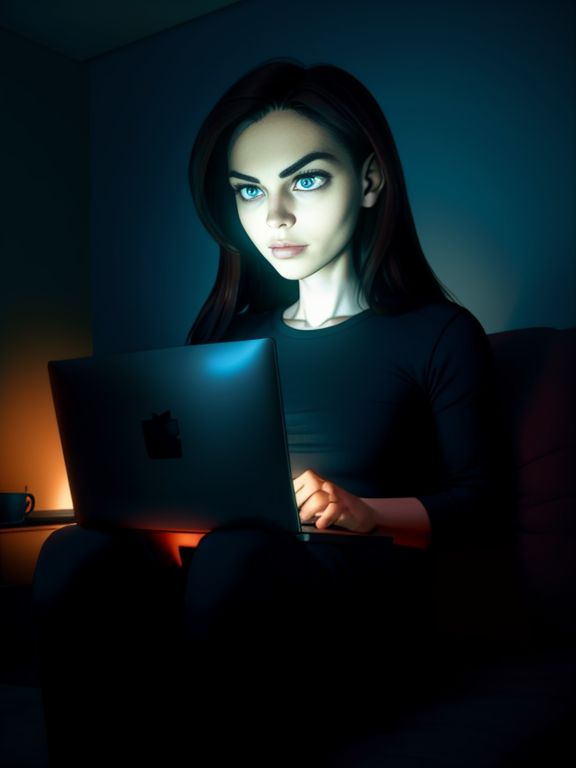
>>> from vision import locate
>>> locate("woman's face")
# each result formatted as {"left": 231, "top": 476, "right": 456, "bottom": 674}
{"left": 227, "top": 109, "right": 367, "bottom": 282}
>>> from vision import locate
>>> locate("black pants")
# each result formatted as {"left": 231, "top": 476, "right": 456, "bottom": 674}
{"left": 33, "top": 525, "right": 430, "bottom": 766}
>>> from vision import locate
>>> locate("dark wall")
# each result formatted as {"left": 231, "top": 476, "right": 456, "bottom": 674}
{"left": 90, "top": 0, "right": 575, "bottom": 354}
{"left": 0, "top": 27, "right": 91, "bottom": 510}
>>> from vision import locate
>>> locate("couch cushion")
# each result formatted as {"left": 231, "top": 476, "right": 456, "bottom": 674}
{"left": 489, "top": 327, "right": 576, "bottom": 632}
{"left": 327, "top": 645, "right": 576, "bottom": 767}
{"left": 489, "top": 327, "right": 576, "bottom": 535}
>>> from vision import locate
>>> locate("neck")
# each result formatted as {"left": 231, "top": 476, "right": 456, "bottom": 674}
{"left": 283, "top": 251, "right": 368, "bottom": 329}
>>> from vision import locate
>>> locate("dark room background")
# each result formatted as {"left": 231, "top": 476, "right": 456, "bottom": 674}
{"left": 1, "top": 28, "right": 90, "bottom": 511}
{"left": 1, "top": 0, "right": 574, "bottom": 510}
{"left": 90, "top": 0, "right": 575, "bottom": 355}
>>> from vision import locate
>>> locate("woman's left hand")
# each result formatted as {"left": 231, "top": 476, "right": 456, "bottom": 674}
{"left": 293, "top": 469, "right": 376, "bottom": 533}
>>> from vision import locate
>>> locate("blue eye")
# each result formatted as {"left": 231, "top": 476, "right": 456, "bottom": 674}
{"left": 293, "top": 173, "right": 329, "bottom": 191}
{"left": 237, "top": 185, "right": 263, "bottom": 201}
{"left": 232, "top": 170, "right": 330, "bottom": 203}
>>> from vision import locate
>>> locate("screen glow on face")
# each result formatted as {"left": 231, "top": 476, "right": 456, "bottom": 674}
{"left": 227, "top": 109, "right": 365, "bottom": 282}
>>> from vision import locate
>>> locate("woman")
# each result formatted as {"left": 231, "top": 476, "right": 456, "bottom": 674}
{"left": 186, "top": 57, "right": 495, "bottom": 548}
{"left": 34, "top": 58, "right": 498, "bottom": 766}
{"left": 179, "top": 58, "right": 499, "bottom": 760}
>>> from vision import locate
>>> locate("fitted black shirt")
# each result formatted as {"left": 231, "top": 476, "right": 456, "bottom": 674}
{"left": 222, "top": 301, "right": 497, "bottom": 544}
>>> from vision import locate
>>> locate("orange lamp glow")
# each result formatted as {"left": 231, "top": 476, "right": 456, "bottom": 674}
{"left": 0, "top": 331, "right": 90, "bottom": 511}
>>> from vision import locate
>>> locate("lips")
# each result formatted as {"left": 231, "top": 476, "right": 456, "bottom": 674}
{"left": 268, "top": 243, "right": 308, "bottom": 259}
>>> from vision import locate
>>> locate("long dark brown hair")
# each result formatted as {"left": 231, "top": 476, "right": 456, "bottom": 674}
{"left": 187, "top": 58, "right": 454, "bottom": 344}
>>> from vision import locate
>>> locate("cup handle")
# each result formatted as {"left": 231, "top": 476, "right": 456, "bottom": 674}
{"left": 25, "top": 494, "right": 35, "bottom": 515}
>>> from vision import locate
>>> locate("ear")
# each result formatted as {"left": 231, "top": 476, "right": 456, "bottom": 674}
{"left": 360, "top": 153, "right": 385, "bottom": 208}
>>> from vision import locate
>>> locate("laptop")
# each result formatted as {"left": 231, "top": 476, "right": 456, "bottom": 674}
{"left": 48, "top": 338, "right": 391, "bottom": 545}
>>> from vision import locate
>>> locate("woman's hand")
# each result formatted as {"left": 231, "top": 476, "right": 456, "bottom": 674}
{"left": 293, "top": 469, "right": 377, "bottom": 533}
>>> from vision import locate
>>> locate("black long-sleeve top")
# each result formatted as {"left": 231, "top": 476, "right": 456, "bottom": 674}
{"left": 222, "top": 301, "right": 498, "bottom": 545}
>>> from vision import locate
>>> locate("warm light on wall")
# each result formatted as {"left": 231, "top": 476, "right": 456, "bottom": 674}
{"left": 55, "top": 474, "right": 73, "bottom": 511}
{"left": 0, "top": 331, "right": 91, "bottom": 511}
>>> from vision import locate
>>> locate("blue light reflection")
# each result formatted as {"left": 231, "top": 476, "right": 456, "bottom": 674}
{"left": 204, "top": 339, "right": 268, "bottom": 377}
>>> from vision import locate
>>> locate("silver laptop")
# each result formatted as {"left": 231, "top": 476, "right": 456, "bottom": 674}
{"left": 48, "top": 338, "right": 390, "bottom": 544}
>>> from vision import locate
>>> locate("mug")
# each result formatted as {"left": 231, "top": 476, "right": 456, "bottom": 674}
{"left": 0, "top": 492, "right": 35, "bottom": 526}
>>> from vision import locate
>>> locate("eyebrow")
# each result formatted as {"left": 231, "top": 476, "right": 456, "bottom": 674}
{"left": 228, "top": 151, "right": 338, "bottom": 183}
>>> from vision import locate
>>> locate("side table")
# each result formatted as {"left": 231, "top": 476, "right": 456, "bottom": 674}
{"left": 0, "top": 510, "right": 75, "bottom": 586}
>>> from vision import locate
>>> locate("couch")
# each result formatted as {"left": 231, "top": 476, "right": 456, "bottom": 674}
{"left": 328, "top": 326, "right": 576, "bottom": 767}
{"left": 34, "top": 325, "right": 576, "bottom": 767}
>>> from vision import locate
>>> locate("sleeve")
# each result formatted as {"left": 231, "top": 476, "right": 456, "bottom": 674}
{"left": 415, "top": 308, "right": 505, "bottom": 547}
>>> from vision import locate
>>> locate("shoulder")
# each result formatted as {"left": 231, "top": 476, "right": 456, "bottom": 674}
{"left": 363, "top": 301, "right": 491, "bottom": 389}
{"left": 406, "top": 303, "right": 493, "bottom": 397}
{"left": 395, "top": 301, "right": 485, "bottom": 337}
{"left": 418, "top": 302, "right": 489, "bottom": 355}
{"left": 366, "top": 301, "right": 488, "bottom": 353}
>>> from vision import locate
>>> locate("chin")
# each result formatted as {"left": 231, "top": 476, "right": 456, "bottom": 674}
{"left": 274, "top": 267, "right": 314, "bottom": 282}
{"left": 266, "top": 259, "right": 323, "bottom": 282}
{"left": 263, "top": 260, "right": 302, "bottom": 280}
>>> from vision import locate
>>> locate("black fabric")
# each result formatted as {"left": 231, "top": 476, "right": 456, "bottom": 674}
{"left": 33, "top": 526, "right": 185, "bottom": 766}
{"left": 34, "top": 299, "right": 497, "bottom": 765}
{"left": 34, "top": 525, "right": 421, "bottom": 766}
{"left": 223, "top": 301, "right": 498, "bottom": 546}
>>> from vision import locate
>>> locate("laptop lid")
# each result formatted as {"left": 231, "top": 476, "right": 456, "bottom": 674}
{"left": 48, "top": 338, "right": 306, "bottom": 534}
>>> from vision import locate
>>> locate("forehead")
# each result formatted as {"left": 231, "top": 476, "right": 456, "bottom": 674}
{"left": 228, "top": 109, "right": 348, "bottom": 172}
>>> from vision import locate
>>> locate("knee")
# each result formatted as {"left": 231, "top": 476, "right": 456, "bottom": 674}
{"left": 33, "top": 526, "right": 123, "bottom": 620}
{"left": 187, "top": 528, "right": 299, "bottom": 588}
{"left": 184, "top": 528, "right": 301, "bottom": 625}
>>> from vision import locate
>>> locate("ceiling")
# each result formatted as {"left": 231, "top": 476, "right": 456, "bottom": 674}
{"left": 0, "top": 0, "right": 243, "bottom": 60}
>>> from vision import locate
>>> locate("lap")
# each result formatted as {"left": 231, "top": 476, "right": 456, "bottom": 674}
{"left": 32, "top": 525, "right": 429, "bottom": 765}
{"left": 34, "top": 525, "right": 182, "bottom": 624}
{"left": 33, "top": 525, "right": 425, "bottom": 653}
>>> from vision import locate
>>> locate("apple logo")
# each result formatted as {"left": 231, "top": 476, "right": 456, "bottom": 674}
{"left": 141, "top": 410, "right": 182, "bottom": 459}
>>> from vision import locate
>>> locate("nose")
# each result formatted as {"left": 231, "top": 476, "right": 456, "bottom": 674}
{"left": 266, "top": 194, "right": 295, "bottom": 229}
